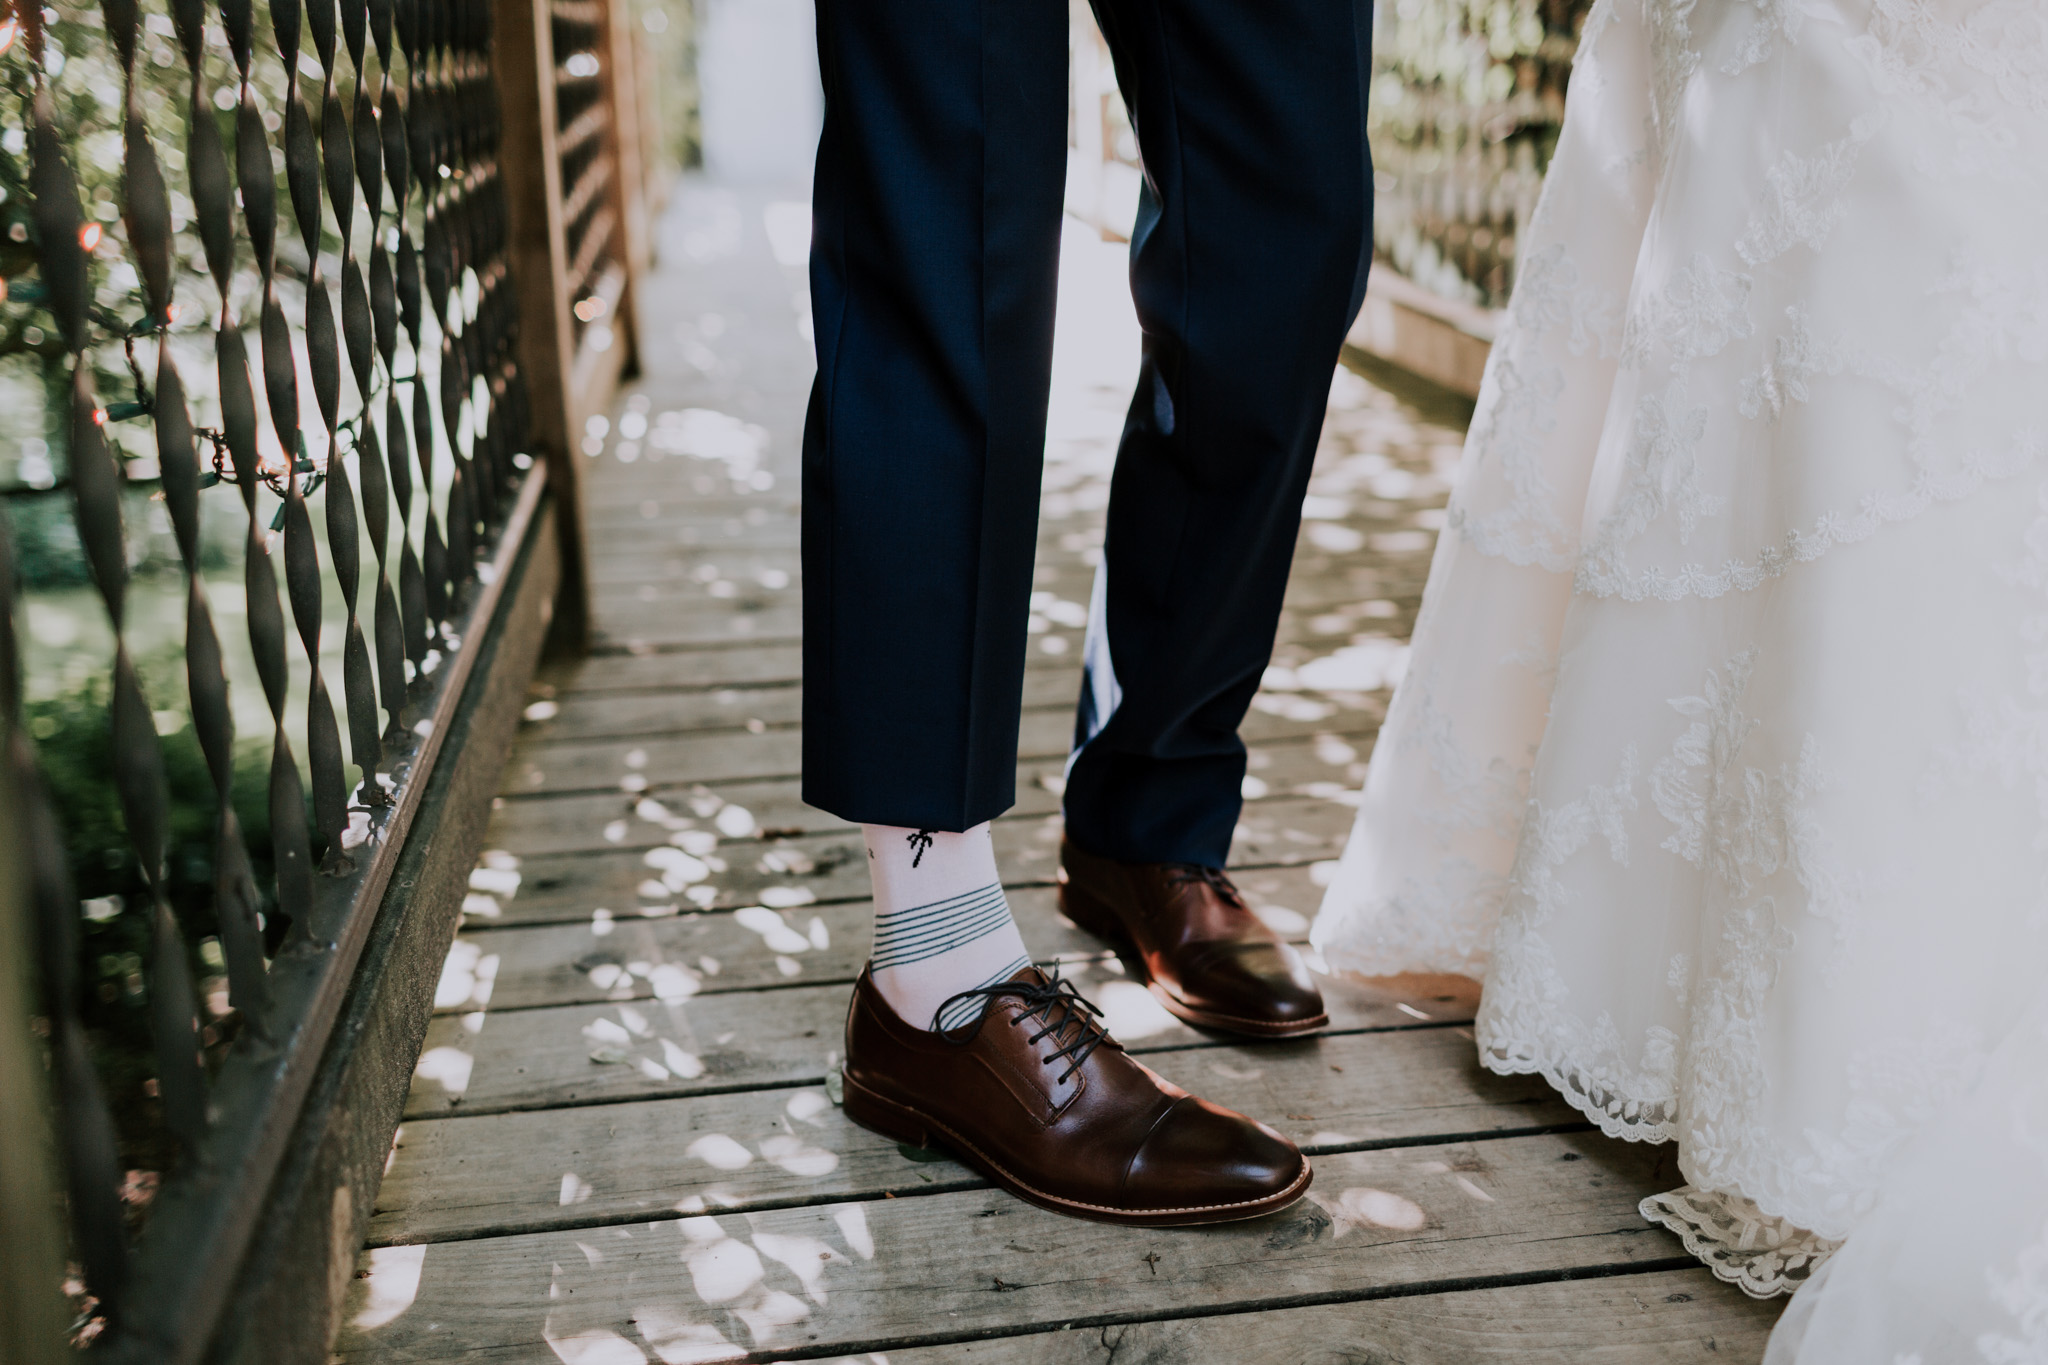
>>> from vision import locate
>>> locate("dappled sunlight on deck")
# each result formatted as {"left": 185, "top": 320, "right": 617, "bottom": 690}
{"left": 341, "top": 181, "right": 1784, "bottom": 1363}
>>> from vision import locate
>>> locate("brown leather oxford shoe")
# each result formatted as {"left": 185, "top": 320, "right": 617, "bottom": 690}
{"left": 840, "top": 966, "right": 1310, "bottom": 1226}
{"left": 1058, "top": 838, "right": 1329, "bottom": 1038}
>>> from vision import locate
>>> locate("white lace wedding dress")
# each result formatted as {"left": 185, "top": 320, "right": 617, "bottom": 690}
{"left": 1312, "top": 0, "right": 2048, "bottom": 1352}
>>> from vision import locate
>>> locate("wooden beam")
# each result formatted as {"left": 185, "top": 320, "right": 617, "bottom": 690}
{"left": 604, "top": 0, "right": 655, "bottom": 292}
{"left": 1346, "top": 263, "right": 1499, "bottom": 399}
{"left": 492, "top": 0, "right": 594, "bottom": 654}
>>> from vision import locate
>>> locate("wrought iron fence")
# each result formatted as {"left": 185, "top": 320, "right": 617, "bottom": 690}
{"left": 1369, "top": 0, "right": 1594, "bottom": 308}
{"left": 0, "top": 0, "right": 584, "bottom": 1354}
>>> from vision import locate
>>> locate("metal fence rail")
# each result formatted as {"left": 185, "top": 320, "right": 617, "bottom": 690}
{"left": 0, "top": 0, "right": 645, "bottom": 1354}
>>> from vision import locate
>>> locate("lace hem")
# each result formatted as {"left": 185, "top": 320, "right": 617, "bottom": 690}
{"left": 1640, "top": 1185, "right": 1842, "bottom": 1299}
{"left": 1476, "top": 1035, "right": 1863, "bottom": 1264}
{"left": 1477, "top": 1032, "right": 1679, "bottom": 1145}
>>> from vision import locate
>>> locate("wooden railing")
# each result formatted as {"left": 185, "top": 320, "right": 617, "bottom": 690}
{"left": 1367, "top": 0, "right": 1591, "bottom": 310}
{"left": 0, "top": 0, "right": 654, "bottom": 1357}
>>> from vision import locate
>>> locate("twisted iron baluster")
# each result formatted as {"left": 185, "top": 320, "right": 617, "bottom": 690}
{"left": 477, "top": 0, "right": 527, "bottom": 507}
{"left": 108, "top": 0, "right": 277, "bottom": 1035}
{"left": 235, "top": 0, "right": 350, "bottom": 873}
{"left": 464, "top": 0, "right": 510, "bottom": 520}
{"left": 351, "top": 0, "right": 407, "bottom": 744}
{"left": 0, "top": 106, "right": 130, "bottom": 1299}
{"left": 379, "top": 0, "right": 428, "bottom": 673}
{"left": 435, "top": 21, "right": 482, "bottom": 532}
{"left": 420, "top": 0, "right": 474, "bottom": 583}
{"left": 172, "top": 0, "right": 316, "bottom": 943}
{"left": 397, "top": 0, "right": 449, "bottom": 631}
{"left": 25, "top": 0, "right": 210, "bottom": 1179}
{"left": 312, "top": 0, "right": 387, "bottom": 809}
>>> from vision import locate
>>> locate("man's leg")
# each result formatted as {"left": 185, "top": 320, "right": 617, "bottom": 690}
{"left": 1055, "top": 0, "right": 1371, "bottom": 1038}
{"left": 804, "top": 0, "right": 1066, "bottom": 1028}
{"left": 1066, "top": 0, "right": 1375, "bottom": 867}
{"left": 803, "top": 0, "right": 1066, "bottom": 834}
{"left": 807, "top": 0, "right": 1312, "bottom": 1226}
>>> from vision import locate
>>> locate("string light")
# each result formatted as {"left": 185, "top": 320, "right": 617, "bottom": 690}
{"left": 80, "top": 222, "right": 102, "bottom": 251}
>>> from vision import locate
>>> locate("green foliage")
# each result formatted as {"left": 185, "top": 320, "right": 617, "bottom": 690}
{"left": 25, "top": 653, "right": 279, "bottom": 1175}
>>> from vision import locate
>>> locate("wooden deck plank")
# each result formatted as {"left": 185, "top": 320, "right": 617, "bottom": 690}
{"left": 533, "top": 646, "right": 1081, "bottom": 698}
{"left": 513, "top": 683, "right": 1380, "bottom": 750}
{"left": 336, "top": 1131, "right": 1692, "bottom": 1364}
{"left": 402, "top": 963, "right": 1477, "bottom": 1119}
{"left": 500, "top": 708, "right": 1080, "bottom": 797}
{"left": 515, "top": 673, "right": 1078, "bottom": 744}
{"left": 497, "top": 703, "right": 1383, "bottom": 799}
{"left": 473, "top": 767, "right": 1351, "bottom": 864}
{"left": 577, "top": 600, "right": 1421, "bottom": 658}
{"left": 538, "top": 645, "right": 806, "bottom": 694}
{"left": 852, "top": 1269, "right": 1780, "bottom": 1364}
{"left": 437, "top": 889, "right": 1113, "bottom": 1014}
{"left": 463, "top": 801, "right": 1356, "bottom": 929}
{"left": 444, "top": 869, "right": 1346, "bottom": 1012}
{"left": 483, "top": 744, "right": 1369, "bottom": 861}
{"left": 370, "top": 1027, "right": 1569, "bottom": 1245}
{"left": 481, "top": 779, "right": 857, "bottom": 862}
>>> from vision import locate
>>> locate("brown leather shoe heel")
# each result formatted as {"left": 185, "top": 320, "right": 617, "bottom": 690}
{"left": 841, "top": 966, "right": 1310, "bottom": 1227}
{"left": 1059, "top": 839, "right": 1329, "bottom": 1038}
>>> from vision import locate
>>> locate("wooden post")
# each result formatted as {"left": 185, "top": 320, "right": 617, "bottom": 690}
{"left": 493, "top": 0, "right": 594, "bottom": 653}
{"left": 606, "top": 0, "right": 653, "bottom": 305}
{"left": 0, "top": 760, "right": 73, "bottom": 1364}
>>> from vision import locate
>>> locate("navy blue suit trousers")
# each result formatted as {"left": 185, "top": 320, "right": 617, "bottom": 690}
{"left": 803, "top": 0, "right": 1374, "bottom": 867}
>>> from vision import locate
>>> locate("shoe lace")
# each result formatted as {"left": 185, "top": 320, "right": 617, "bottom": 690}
{"left": 1163, "top": 863, "right": 1244, "bottom": 906}
{"left": 932, "top": 966, "right": 1110, "bottom": 1084}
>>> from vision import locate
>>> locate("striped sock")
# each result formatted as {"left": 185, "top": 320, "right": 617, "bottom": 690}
{"left": 863, "top": 822, "right": 1031, "bottom": 1032}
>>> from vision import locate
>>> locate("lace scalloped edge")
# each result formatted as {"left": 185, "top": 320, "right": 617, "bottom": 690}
{"left": 1478, "top": 1035, "right": 1870, "bottom": 1226}
{"left": 1477, "top": 1039, "right": 1854, "bottom": 1296}
{"left": 1477, "top": 1041, "right": 1680, "bottom": 1145}
{"left": 1640, "top": 1185, "right": 1843, "bottom": 1300}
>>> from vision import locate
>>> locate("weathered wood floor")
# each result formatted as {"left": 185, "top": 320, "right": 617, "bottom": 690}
{"left": 336, "top": 180, "right": 1785, "bottom": 1363}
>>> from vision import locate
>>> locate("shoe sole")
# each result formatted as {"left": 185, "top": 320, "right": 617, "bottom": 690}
{"left": 1057, "top": 879, "right": 1331, "bottom": 1039}
{"left": 840, "top": 1070, "right": 1312, "bottom": 1228}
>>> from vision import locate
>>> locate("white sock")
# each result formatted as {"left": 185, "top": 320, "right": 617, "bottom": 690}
{"left": 863, "top": 822, "right": 1031, "bottom": 1032}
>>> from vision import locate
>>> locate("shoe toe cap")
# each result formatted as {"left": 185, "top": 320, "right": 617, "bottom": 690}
{"left": 1188, "top": 943, "right": 1326, "bottom": 1025}
{"left": 1123, "top": 1096, "right": 1307, "bottom": 1212}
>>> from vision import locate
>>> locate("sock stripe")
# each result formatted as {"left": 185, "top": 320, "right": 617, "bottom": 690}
{"left": 872, "top": 888, "right": 1007, "bottom": 941}
{"left": 934, "top": 953, "right": 1034, "bottom": 1032}
{"left": 871, "top": 882, "right": 1007, "bottom": 930}
{"left": 870, "top": 902, "right": 1011, "bottom": 960}
{"left": 869, "top": 890, "right": 1010, "bottom": 952}
{"left": 868, "top": 893, "right": 1016, "bottom": 970}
